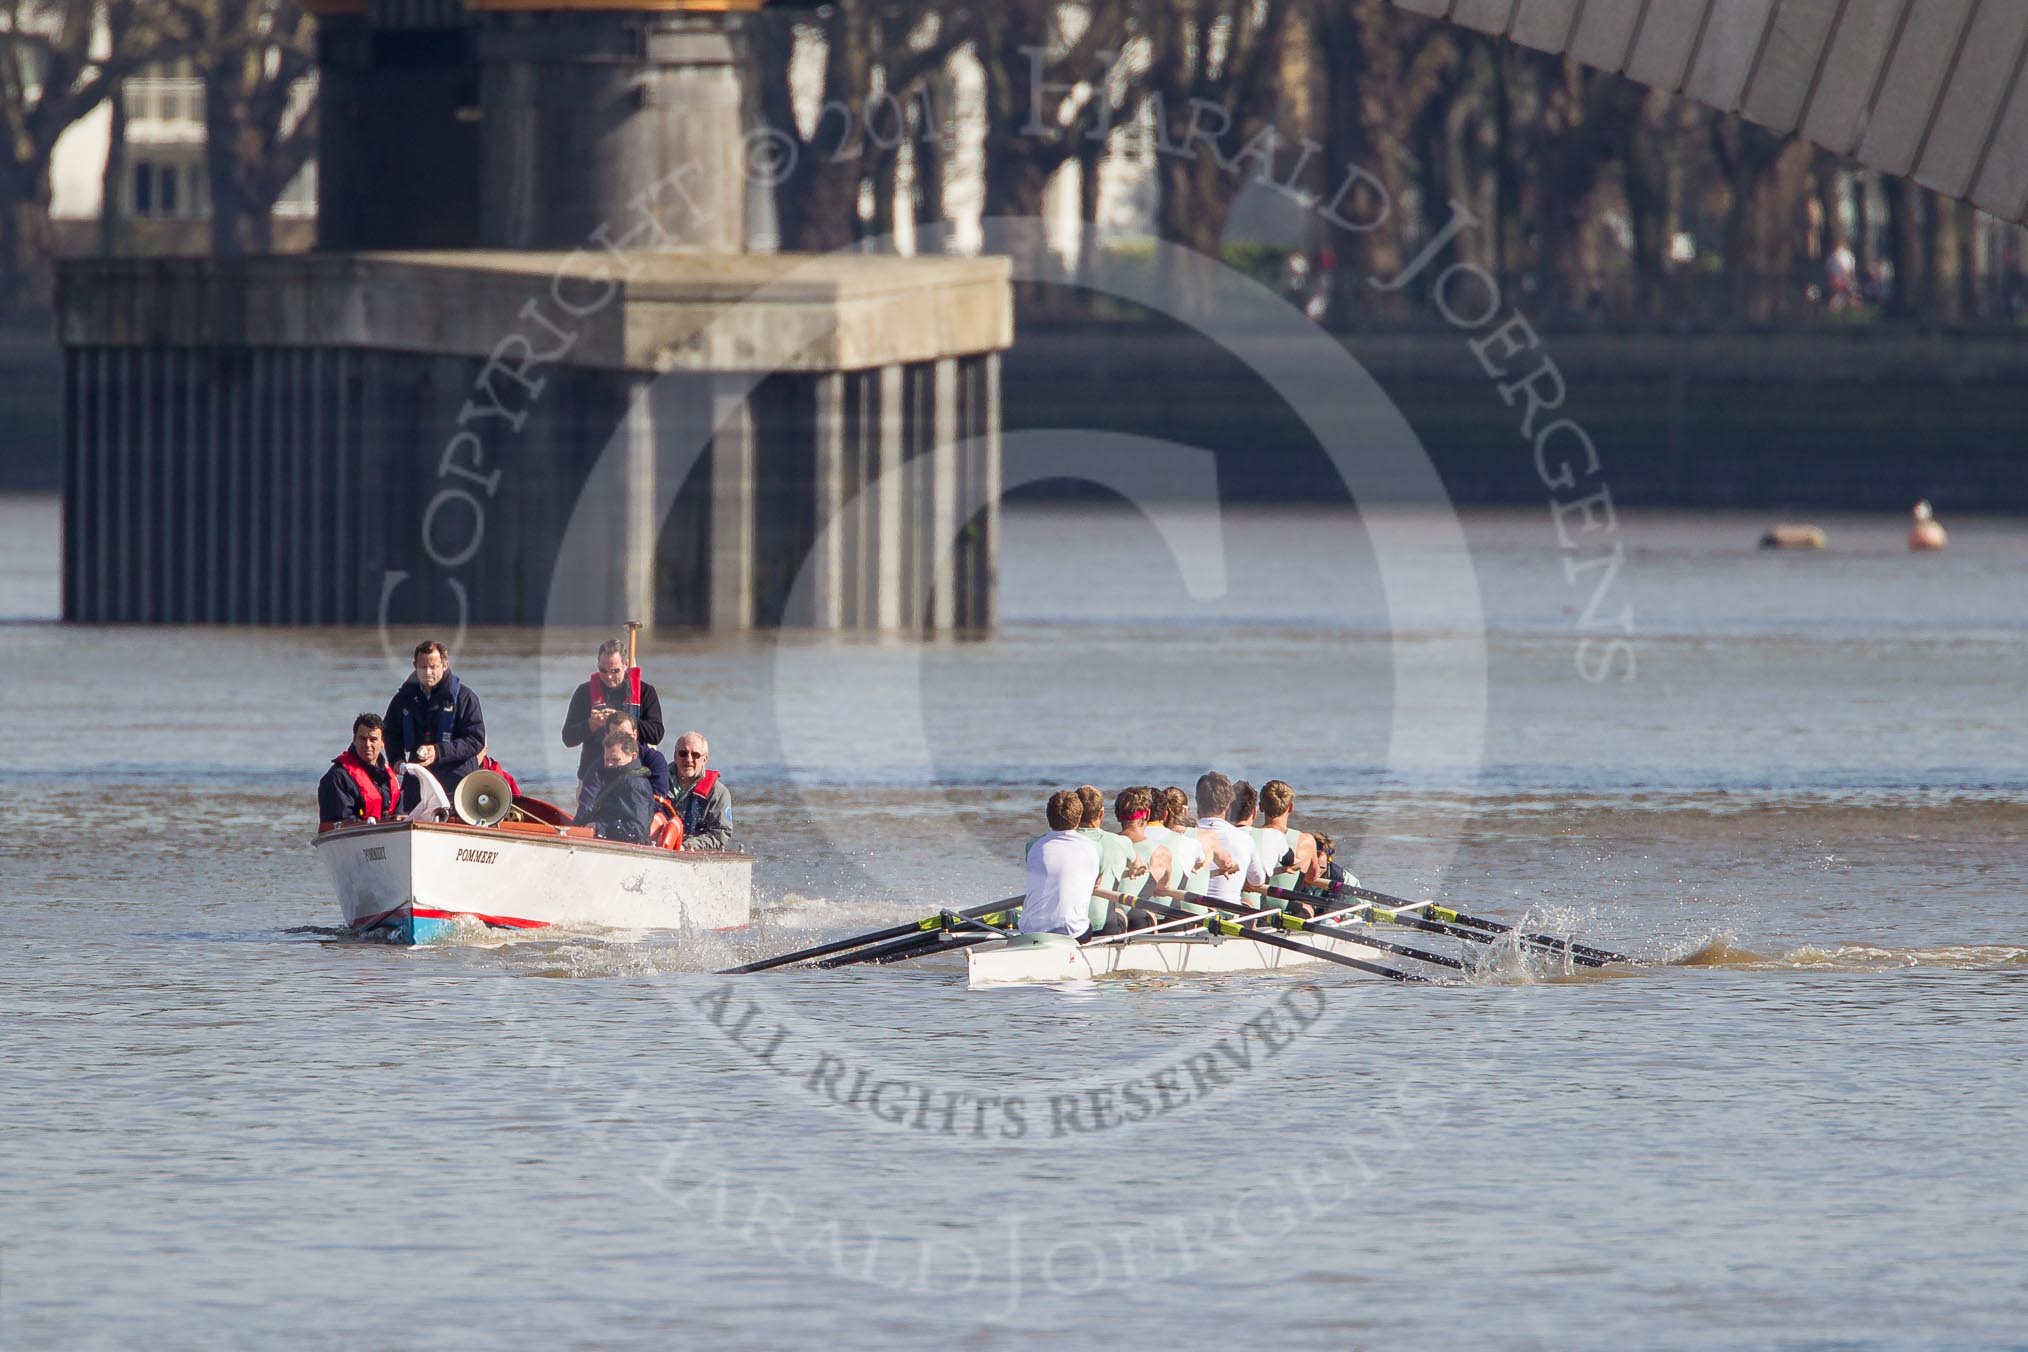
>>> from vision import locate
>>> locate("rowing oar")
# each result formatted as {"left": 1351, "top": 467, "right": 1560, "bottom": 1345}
{"left": 720, "top": 896, "right": 1023, "bottom": 974}
{"left": 816, "top": 906, "right": 1023, "bottom": 969}
{"left": 1282, "top": 882, "right": 1629, "bottom": 967}
{"left": 1260, "top": 884, "right": 1532, "bottom": 951}
{"left": 1135, "top": 897, "right": 1428, "bottom": 984}
{"left": 819, "top": 928, "right": 1002, "bottom": 968}
{"left": 1155, "top": 888, "right": 1467, "bottom": 972}
{"left": 1089, "top": 889, "right": 1286, "bottom": 944}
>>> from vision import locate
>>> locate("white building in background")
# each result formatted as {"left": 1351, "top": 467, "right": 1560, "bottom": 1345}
{"left": 50, "top": 60, "right": 317, "bottom": 245}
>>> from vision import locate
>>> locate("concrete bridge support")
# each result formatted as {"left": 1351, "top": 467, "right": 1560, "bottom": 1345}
{"left": 61, "top": 0, "right": 1013, "bottom": 632}
{"left": 58, "top": 252, "right": 1010, "bottom": 631}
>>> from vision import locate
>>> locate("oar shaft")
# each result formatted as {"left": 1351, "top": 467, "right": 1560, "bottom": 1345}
{"left": 722, "top": 896, "right": 1023, "bottom": 974}
{"left": 1162, "top": 887, "right": 1464, "bottom": 973}
{"left": 1091, "top": 888, "right": 1283, "bottom": 942}
{"left": 820, "top": 930, "right": 999, "bottom": 969}
{"left": 1325, "top": 883, "right": 1627, "bottom": 966}
{"left": 1136, "top": 898, "right": 1427, "bottom": 983}
{"left": 1264, "top": 885, "right": 1496, "bottom": 947}
{"left": 1280, "top": 915, "right": 1468, "bottom": 971}
{"left": 821, "top": 911, "right": 1018, "bottom": 967}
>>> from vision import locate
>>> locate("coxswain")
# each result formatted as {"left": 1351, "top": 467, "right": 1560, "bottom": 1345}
{"left": 318, "top": 713, "right": 401, "bottom": 826}
{"left": 383, "top": 640, "right": 486, "bottom": 802}
{"left": 669, "top": 731, "right": 735, "bottom": 852}
{"left": 562, "top": 637, "right": 666, "bottom": 786}
{"left": 1019, "top": 790, "right": 1103, "bottom": 938}
{"left": 1286, "top": 831, "right": 1348, "bottom": 919}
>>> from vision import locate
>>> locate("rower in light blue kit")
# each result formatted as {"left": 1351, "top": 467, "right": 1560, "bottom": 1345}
{"left": 1111, "top": 785, "right": 1169, "bottom": 931}
{"left": 1075, "top": 784, "right": 1148, "bottom": 935}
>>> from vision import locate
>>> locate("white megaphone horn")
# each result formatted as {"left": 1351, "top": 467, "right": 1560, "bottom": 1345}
{"left": 454, "top": 769, "right": 515, "bottom": 827}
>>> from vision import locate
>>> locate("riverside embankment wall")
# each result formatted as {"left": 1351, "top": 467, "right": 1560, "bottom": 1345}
{"left": 1002, "top": 325, "right": 2028, "bottom": 511}
{"left": 7, "top": 324, "right": 2026, "bottom": 509}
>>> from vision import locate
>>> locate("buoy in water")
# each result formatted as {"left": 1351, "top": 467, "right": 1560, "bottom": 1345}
{"left": 1759, "top": 523, "right": 1827, "bottom": 549}
{"left": 1908, "top": 500, "right": 1947, "bottom": 551}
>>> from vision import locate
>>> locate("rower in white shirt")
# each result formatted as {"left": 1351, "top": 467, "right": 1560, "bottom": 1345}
{"left": 1020, "top": 789, "right": 1105, "bottom": 939}
{"left": 1253, "top": 778, "right": 1316, "bottom": 904}
{"left": 1155, "top": 783, "right": 1236, "bottom": 912}
{"left": 1191, "top": 771, "right": 1266, "bottom": 908}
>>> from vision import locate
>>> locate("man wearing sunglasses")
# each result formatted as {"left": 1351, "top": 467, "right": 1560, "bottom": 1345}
{"left": 669, "top": 731, "right": 734, "bottom": 852}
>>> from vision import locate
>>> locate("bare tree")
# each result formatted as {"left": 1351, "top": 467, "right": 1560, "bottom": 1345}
{"left": 1617, "top": 93, "right": 1700, "bottom": 320}
{"left": 197, "top": 0, "right": 313, "bottom": 255}
{"left": 1709, "top": 117, "right": 1814, "bottom": 322}
{"left": 752, "top": 4, "right": 958, "bottom": 252}
{"left": 1307, "top": 0, "right": 1453, "bottom": 322}
{"left": 0, "top": 0, "right": 190, "bottom": 321}
{"left": 969, "top": 0, "right": 1136, "bottom": 308}
{"left": 1136, "top": 0, "right": 1294, "bottom": 301}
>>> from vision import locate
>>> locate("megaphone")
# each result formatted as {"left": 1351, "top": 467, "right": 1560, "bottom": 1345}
{"left": 454, "top": 769, "right": 514, "bottom": 827}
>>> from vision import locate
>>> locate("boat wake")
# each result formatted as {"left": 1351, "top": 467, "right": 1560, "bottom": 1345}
{"left": 1663, "top": 933, "right": 2028, "bottom": 972}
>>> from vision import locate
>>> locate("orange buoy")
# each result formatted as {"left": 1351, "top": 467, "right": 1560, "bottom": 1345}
{"left": 1908, "top": 500, "right": 1947, "bottom": 551}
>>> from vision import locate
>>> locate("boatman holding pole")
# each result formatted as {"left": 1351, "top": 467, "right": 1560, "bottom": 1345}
{"left": 562, "top": 629, "right": 665, "bottom": 791}
{"left": 1019, "top": 790, "right": 1103, "bottom": 938}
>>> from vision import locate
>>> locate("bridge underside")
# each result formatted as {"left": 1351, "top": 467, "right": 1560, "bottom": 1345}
{"left": 1396, "top": 0, "right": 2028, "bottom": 225}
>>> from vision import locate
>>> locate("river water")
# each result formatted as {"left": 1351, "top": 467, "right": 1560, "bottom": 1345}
{"left": 3, "top": 493, "right": 2026, "bottom": 1349}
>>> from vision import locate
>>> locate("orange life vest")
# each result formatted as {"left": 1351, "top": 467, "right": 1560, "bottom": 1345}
{"left": 336, "top": 749, "right": 398, "bottom": 820}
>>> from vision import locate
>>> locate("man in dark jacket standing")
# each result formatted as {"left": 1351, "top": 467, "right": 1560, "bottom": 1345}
{"left": 561, "top": 637, "right": 665, "bottom": 785}
{"left": 578, "top": 732, "right": 654, "bottom": 844}
{"left": 384, "top": 640, "right": 487, "bottom": 800}
{"left": 319, "top": 713, "right": 402, "bottom": 824}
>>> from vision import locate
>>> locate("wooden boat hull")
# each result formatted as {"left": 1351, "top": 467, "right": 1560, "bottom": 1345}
{"left": 313, "top": 818, "right": 752, "bottom": 943}
{"left": 964, "top": 924, "right": 1405, "bottom": 987}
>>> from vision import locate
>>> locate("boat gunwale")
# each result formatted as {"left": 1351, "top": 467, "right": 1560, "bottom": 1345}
{"left": 310, "top": 816, "right": 754, "bottom": 866}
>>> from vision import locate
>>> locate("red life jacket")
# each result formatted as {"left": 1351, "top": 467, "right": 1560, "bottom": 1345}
{"left": 675, "top": 769, "right": 721, "bottom": 838}
{"left": 588, "top": 669, "right": 643, "bottom": 718}
{"left": 479, "top": 754, "right": 520, "bottom": 797}
{"left": 336, "top": 749, "right": 399, "bottom": 820}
